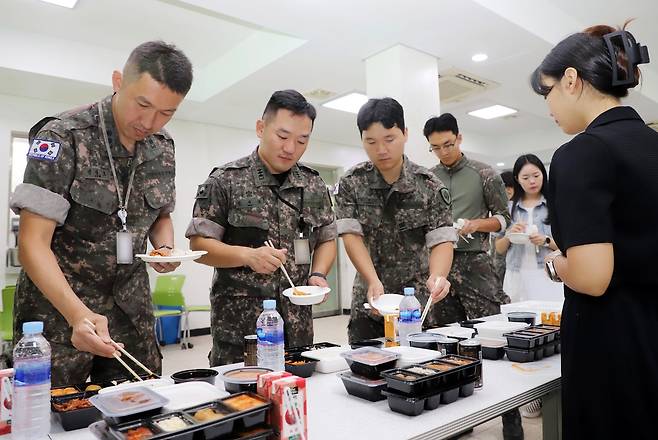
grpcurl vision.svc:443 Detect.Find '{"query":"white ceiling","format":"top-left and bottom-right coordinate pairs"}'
top-left (1, 0), bottom-right (657, 164)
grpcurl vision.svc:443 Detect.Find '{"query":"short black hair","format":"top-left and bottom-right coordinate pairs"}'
top-left (124, 41), bottom-right (193, 95)
top-left (262, 90), bottom-right (317, 126)
top-left (531, 23), bottom-right (642, 99)
top-left (423, 113), bottom-right (459, 139)
top-left (356, 97), bottom-right (405, 136)
top-left (500, 171), bottom-right (514, 188)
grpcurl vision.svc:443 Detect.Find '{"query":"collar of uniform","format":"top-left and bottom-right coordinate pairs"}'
top-left (586, 106), bottom-right (643, 130)
top-left (367, 156), bottom-right (415, 193)
top-left (249, 148), bottom-right (304, 188)
top-left (439, 153), bottom-right (467, 173)
top-left (391, 156), bottom-right (415, 194)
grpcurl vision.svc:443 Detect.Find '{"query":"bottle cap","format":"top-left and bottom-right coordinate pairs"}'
top-left (403, 287), bottom-right (415, 296)
top-left (22, 321), bottom-right (44, 334)
top-left (263, 299), bottom-right (276, 310)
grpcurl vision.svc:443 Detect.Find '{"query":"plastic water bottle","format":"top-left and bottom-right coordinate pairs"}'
top-left (398, 287), bottom-right (422, 346)
top-left (12, 321), bottom-right (51, 440)
top-left (256, 300), bottom-right (285, 371)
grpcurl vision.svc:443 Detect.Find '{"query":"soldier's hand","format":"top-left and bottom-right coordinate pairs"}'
top-left (458, 219), bottom-right (479, 236)
top-left (71, 314), bottom-right (117, 358)
top-left (308, 275), bottom-right (330, 303)
top-left (366, 281), bottom-right (385, 315)
top-left (149, 261), bottom-right (180, 273)
top-left (246, 246), bottom-right (288, 274)
top-left (427, 274), bottom-right (451, 304)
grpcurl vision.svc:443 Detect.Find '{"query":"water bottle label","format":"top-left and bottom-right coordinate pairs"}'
top-left (14, 360), bottom-right (50, 386)
top-left (400, 309), bottom-right (421, 323)
top-left (256, 327), bottom-right (284, 345)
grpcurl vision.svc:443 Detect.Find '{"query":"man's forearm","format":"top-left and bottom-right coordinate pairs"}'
top-left (429, 242), bottom-right (453, 278)
top-left (311, 239), bottom-right (337, 275)
top-left (149, 213), bottom-right (175, 249)
top-left (189, 235), bottom-right (251, 268)
top-left (474, 217), bottom-right (503, 233)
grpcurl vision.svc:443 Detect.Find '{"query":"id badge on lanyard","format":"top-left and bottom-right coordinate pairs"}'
top-left (98, 100), bottom-right (136, 265)
top-left (294, 215), bottom-right (311, 265)
top-left (116, 209), bottom-right (134, 264)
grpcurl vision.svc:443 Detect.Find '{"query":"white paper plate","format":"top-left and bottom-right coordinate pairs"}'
top-left (507, 233), bottom-right (530, 245)
top-left (135, 250), bottom-right (207, 263)
top-left (370, 294), bottom-right (404, 315)
top-left (282, 286), bottom-right (330, 306)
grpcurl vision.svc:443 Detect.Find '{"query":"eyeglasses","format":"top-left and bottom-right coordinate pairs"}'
top-left (429, 138), bottom-right (457, 153)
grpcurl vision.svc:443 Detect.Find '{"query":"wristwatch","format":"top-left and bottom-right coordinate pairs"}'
top-left (544, 250), bottom-right (563, 282)
top-left (309, 272), bottom-right (327, 280)
top-left (544, 236), bottom-right (552, 247)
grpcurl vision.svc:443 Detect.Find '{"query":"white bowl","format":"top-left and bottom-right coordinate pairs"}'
top-left (371, 294), bottom-right (404, 315)
top-left (282, 286), bottom-right (330, 306)
top-left (507, 232), bottom-right (530, 245)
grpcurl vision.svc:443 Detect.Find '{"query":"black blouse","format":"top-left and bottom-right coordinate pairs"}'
top-left (549, 106), bottom-right (658, 294)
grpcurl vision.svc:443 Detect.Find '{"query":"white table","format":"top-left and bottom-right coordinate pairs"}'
top-left (46, 355), bottom-right (560, 440)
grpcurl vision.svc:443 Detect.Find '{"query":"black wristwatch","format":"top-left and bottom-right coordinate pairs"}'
top-left (544, 236), bottom-right (552, 247)
top-left (309, 272), bottom-right (326, 280)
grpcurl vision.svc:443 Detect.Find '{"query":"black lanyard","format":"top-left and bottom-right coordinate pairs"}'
top-left (269, 186), bottom-right (306, 232)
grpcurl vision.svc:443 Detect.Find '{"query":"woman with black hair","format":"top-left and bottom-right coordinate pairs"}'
top-left (532, 23), bottom-right (657, 439)
top-left (495, 154), bottom-right (560, 304)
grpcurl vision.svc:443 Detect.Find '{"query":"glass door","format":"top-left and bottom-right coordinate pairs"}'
top-left (311, 166), bottom-right (340, 318)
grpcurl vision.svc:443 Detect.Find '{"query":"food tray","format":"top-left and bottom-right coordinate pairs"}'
top-left (338, 371), bottom-right (387, 402)
top-left (341, 347), bottom-right (399, 379)
top-left (284, 353), bottom-right (318, 378)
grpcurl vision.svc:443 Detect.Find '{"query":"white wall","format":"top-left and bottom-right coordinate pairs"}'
top-left (0, 92), bottom-right (368, 330)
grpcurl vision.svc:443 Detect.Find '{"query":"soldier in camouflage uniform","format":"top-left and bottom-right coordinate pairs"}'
top-left (186, 90), bottom-right (337, 366)
top-left (9, 42), bottom-right (193, 386)
top-left (425, 114), bottom-right (522, 440)
top-left (335, 98), bottom-right (457, 343)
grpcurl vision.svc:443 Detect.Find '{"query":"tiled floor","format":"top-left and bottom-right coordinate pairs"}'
top-left (161, 314), bottom-right (542, 440)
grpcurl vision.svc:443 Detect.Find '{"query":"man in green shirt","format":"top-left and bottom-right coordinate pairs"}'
top-left (426, 113), bottom-right (521, 440)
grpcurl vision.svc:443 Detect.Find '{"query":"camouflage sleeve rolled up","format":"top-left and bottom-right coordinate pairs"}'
top-left (9, 129), bottom-right (75, 225)
top-left (482, 169), bottom-right (511, 232)
top-left (185, 175), bottom-right (228, 241)
top-left (425, 177), bottom-right (458, 248)
top-left (334, 175), bottom-right (363, 236)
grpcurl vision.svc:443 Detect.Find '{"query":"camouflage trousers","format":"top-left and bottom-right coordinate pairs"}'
top-left (209, 294), bottom-right (313, 367)
top-left (432, 251), bottom-right (510, 326)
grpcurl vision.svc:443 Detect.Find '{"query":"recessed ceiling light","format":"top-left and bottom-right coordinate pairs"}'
top-left (468, 105), bottom-right (517, 120)
top-left (39, 0), bottom-right (78, 8)
top-left (322, 92), bottom-right (369, 114)
top-left (472, 53), bottom-right (488, 62)
top-left (496, 162), bottom-right (505, 167)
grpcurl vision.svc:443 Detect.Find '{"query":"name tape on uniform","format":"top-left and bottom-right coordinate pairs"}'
top-left (28, 139), bottom-right (61, 162)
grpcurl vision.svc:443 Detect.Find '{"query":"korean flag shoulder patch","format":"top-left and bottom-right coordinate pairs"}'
top-left (28, 138), bottom-right (61, 162)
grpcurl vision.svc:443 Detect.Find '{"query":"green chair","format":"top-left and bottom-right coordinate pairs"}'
top-left (152, 276), bottom-right (185, 348)
top-left (152, 275), bottom-right (210, 350)
top-left (0, 286), bottom-right (15, 342)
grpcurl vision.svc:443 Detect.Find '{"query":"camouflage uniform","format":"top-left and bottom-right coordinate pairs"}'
top-left (430, 154), bottom-right (511, 325)
top-left (335, 157), bottom-right (457, 343)
top-left (186, 150), bottom-right (337, 366)
top-left (9, 95), bottom-right (174, 386)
